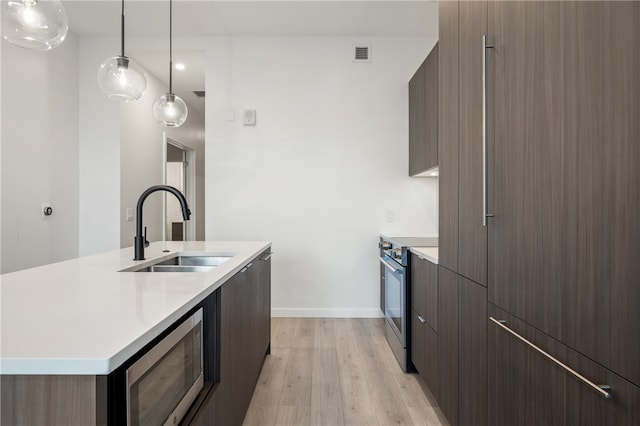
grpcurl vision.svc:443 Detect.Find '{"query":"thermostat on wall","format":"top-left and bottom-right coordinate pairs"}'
top-left (243, 109), bottom-right (256, 126)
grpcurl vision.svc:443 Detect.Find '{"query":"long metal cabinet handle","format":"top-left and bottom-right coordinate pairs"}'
top-left (489, 317), bottom-right (612, 399)
top-left (483, 35), bottom-right (493, 227)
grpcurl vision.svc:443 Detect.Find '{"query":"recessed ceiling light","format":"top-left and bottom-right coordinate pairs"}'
top-left (175, 63), bottom-right (186, 71)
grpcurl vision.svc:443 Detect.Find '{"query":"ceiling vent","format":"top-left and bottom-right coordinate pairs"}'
top-left (353, 44), bottom-right (371, 63)
top-left (193, 90), bottom-right (206, 98)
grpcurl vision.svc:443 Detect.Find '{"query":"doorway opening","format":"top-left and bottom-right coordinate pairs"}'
top-left (164, 136), bottom-right (196, 241)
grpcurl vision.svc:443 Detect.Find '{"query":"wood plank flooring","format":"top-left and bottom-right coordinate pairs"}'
top-left (244, 318), bottom-right (447, 426)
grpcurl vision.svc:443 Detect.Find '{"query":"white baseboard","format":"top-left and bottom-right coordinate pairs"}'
top-left (271, 308), bottom-right (384, 318)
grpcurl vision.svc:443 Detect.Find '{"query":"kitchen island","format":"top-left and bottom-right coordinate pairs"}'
top-left (1, 240), bottom-right (272, 425)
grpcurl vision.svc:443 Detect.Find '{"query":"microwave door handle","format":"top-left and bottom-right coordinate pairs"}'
top-left (380, 257), bottom-right (402, 274)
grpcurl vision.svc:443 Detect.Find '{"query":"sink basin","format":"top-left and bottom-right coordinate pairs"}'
top-left (122, 254), bottom-right (234, 273)
top-left (154, 255), bottom-right (231, 267)
top-left (136, 265), bottom-right (216, 273)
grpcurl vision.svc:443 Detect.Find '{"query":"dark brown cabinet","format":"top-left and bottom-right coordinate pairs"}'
top-left (488, 304), bottom-right (640, 426)
top-left (437, 0), bottom-right (640, 423)
top-left (409, 253), bottom-right (438, 396)
top-left (409, 43), bottom-right (438, 176)
top-left (437, 0), bottom-right (460, 272)
top-left (437, 266), bottom-right (459, 426)
top-left (488, 0), bottom-right (640, 388)
top-left (457, 0), bottom-right (488, 287)
top-left (438, 268), bottom-right (488, 426)
top-left (410, 253), bottom-right (438, 332)
top-left (190, 250), bottom-right (271, 426)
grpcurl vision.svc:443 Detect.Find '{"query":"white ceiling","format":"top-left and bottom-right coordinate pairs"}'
top-left (64, 1), bottom-right (438, 116)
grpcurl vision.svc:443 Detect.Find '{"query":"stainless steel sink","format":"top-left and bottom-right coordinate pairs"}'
top-left (136, 265), bottom-right (217, 273)
top-left (121, 254), bottom-right (233, 273)
top-left (154, 256), bottom-right (231, 267)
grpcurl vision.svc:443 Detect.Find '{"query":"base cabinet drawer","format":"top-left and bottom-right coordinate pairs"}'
top-left (489, 304), bottom-right (640, 426)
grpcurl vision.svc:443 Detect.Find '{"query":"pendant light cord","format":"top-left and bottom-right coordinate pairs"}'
top-left (120, 0), bottom-right (125, 58)
top-left (169, 0), bottom-right (173, 94)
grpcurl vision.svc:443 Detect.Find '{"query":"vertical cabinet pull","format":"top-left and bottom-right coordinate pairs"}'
top-left (483, 35), bottom-right (494, 227)
top-left (489, 317), bottom-right (612, 399)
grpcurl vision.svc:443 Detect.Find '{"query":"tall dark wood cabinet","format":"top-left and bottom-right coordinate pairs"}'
top-left (436, 1), bottom-right (489, 425)
top-left (483, 1), bottom-right (640, 424)
top-left (572, 2), bottom-right (640, 386)
top-left (437, 0), bottom-right (460, 272)
top-left (457, 0), bottom-right (488, 287)
top-left (438, 1), bottom-right (640, 424)
top-left (409, 43), bottom-right (439, 176)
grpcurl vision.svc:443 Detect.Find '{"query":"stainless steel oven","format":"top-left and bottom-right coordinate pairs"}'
top-left (379, 236), bottom-right (438, 372)
top-left (380, 253), bottom-right (408, 370)
top-left (126, 308), bottom-right (204, 426)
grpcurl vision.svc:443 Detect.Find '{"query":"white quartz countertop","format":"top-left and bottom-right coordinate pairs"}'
top-left (410, 247), bottom-right (439, 265)
top-left (0, 241), bottom-right (270, 375)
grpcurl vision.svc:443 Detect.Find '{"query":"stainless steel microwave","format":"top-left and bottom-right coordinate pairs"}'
top-left (126, 308), bottom-right (204, 426)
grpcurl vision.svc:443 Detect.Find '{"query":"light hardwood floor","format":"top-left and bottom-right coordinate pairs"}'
top-left (243, 318), bottom-right (447, 426)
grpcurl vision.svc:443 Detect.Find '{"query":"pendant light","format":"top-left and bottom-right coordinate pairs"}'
top-left (152, 0), bottom-right (188, 127)
top-left (96, 0), bottom-right (147, 102)
top-left (1, 0), bottom-right (68, 51)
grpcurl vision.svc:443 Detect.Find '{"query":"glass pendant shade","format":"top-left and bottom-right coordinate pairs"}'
top-left (152, 93), bottom-right (188, 127)
top-left (1, 0), bottom-right (68, 51)
top-left (97, 56), bottom-right (147, 102)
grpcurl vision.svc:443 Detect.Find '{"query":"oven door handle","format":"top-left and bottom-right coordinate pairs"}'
top-left (379, 257), bottom-right (403, 274)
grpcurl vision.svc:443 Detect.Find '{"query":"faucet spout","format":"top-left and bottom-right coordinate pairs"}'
top-left (134, 185), bottom-right (191, 260)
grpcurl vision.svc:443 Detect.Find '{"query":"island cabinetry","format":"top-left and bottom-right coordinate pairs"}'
top-left (190, 249), bottom-right (272, 426)
top-left (1, 376), bottom-right (107, 426)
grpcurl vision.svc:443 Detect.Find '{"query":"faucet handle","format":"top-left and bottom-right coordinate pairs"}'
top-left (144, 226), bottom-right (150, 248)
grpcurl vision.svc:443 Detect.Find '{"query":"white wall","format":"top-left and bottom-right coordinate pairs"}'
top-left (76, 37), bottom-right (205, 252)
top-left (78, 36), bottom-right (121, 256)
top-left (1, 33), bottom-right (80, 273)
top-left (205, 36), bottom-right (438, 317)
top-left (119, 67), bottom-right (205, 248)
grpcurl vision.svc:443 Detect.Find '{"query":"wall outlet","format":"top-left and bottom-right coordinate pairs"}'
top-left (41, 203), bottom-right (52, 219)
top-left (126, 208), bottom-right (134, 222)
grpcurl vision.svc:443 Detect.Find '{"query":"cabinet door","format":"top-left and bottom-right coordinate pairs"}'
top-left (457, 0), bottom-right (488, 286)
top-left (410, 308), bottom-right (426, 376)
top-left (489, 0), bottom-right (577, 341)
top-left (411, 254), bottom-right (438, 332)
top-left (409, 58), bottom-right (427, 176)
top-left (488, 305), bottom-right (568, 426)
top-left (489, 304), bottom-right (640, 426)
top-left (219, 271), bottom-right (250, 426)
top-left (422, 43), bottom-right (438, 172)
top-left (437, 266), bottom-right (459, 426)
top-left (573, 1), bottom-right (640, 386)
top-left (437, 0), bottom-right (460, 271)
top-left (458, 277), bottom-right (487, 426)
top-left (409, 253), bottom-right (426, 315)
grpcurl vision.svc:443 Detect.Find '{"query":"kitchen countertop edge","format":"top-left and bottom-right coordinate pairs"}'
top-left (0, 241), bottom-right (271, 376)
